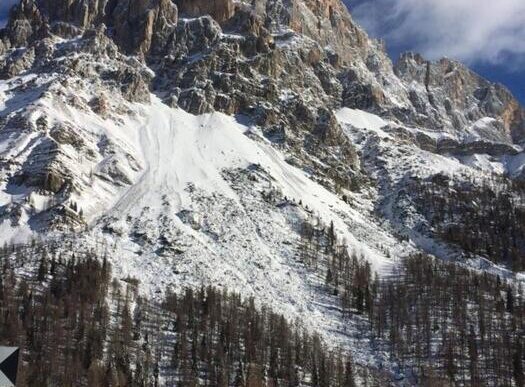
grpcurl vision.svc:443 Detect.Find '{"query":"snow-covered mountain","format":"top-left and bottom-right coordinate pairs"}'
top-left (1, 0), bottom-right (524, 382)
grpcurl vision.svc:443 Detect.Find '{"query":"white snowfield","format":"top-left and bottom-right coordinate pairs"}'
top-left (87, 98), bottom-right (410, 365)
top-left (1, 70), bottom-right (524, 369)
top-left (0, 74), bottom-right (406, 366)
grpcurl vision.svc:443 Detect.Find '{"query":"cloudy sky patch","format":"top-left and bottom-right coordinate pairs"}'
top-left (349, 0), bottom-right (525, 67)
top-left (346, 0), bottom-right (525, 103)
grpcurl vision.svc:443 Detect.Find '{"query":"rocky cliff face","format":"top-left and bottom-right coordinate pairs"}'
top-left (0, 0), bottom-right (179, 55)
top-left (1, 0), bottom-right (524, 233)
top-left (3, 0), bottom-right (522, 145)
top-left (395, 53), bottom-right (525, 144)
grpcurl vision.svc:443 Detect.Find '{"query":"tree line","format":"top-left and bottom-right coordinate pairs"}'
top-left (0, 242), bottom-right (364, 386)
top-left (298, 217), bottom-right (375, 318)
top-left (408, 173), bottom-right (525, 271)
top-left (297, 214), bottom-right (525, 386)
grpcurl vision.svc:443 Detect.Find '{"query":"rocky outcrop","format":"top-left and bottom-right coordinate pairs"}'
top-left (175, 0), bottom-right (234, 24)
top-left (0, 46), bottom-right (35, 78)
top-left (287, 0), bottom-right (369, 62)
top-left (395, 53), bottom-right (525, 143)
top-left (0, 0), bottom-right (524, 209)
top-left (2, 0), bottom-right (46, 47)
top-left (110, 0), bottom-right (178, 55)
top-left (1, 0), bottom-right (178, 55)
top-left (34, 0), bottom-right (107, 28)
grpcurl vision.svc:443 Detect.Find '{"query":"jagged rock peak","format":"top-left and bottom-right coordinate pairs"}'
top-left (1, 0), bottom-right (523, 142)
top-left (395, 52), bottom-right (525, 142)
top-left (1, 0), bottom-right (179, 55)
top-left (1, 0), bottom-right (377, 58)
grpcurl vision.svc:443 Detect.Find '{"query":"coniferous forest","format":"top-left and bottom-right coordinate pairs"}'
top-left (408, 173), bottom-right (525, 271)
top-left (297, 215), bottom-right (525, 386)
top-left (0, 242), bottom-right (365, 387)
top-left (371, 254), bottom-right (524, 386)
top-left (1, 225), bottom-right (524, 386)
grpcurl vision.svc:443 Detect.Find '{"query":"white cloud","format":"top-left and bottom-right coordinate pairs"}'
top-left (351, 0), bottom-right (525, 66)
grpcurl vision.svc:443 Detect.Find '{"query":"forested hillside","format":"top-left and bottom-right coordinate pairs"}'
top-left (409, 174), bottom-right (525, 271)
top-left (0, 242), bottom-right (368, 386)
top-left (297, 214), bottom-right (525, 385)
top-left (1, 241), bottom-right (523, 386)
top-left (371, 254), bottom-right (524, 386)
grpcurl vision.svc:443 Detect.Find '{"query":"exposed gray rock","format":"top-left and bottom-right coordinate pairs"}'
top-left (0, 46), bottom-right (35, 78)
top-left (3, 0), bottom-right (46, 47)
top-left (110, 0), bottom-right (178, 55)
top-left (395, 52), bottom-right (525, 143)
top-left (2, 0), bottom-right (178, 56)
top-left (0, 0), bottom-right (524, 233)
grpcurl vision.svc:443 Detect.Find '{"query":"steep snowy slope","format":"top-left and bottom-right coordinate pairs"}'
top-left (337, 107), bottom-right (525, 280)
top-left (87, 96), bottom-right (410, 365)
top-left (0, 68), bottom-right (145, 242)
top-left (0, 59), bottom-right (409, 367)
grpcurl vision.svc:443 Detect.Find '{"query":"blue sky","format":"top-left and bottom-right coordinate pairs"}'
top-left (0, 0), bottom-right (523, 104)
top-left (0, 0), bottom-right (17, 26)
